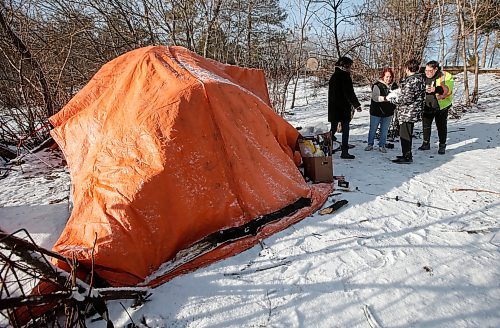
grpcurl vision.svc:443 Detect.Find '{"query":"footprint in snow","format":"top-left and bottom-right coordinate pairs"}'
top-left (294, 237), bottom-right (305, 247)
top-left (258, 247), bottom-right (274, 259)
top-left (405, 233), bottom-right (425, 245)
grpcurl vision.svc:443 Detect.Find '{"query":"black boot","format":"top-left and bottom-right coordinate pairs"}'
top-left (418, 141), bottom-right (430, 150)
top-left (392, 152), bottom-right (413, 164)
top-left (340, 145), bottom-right (355, 159)
top-left (438, 143), bottom-right (446, 154)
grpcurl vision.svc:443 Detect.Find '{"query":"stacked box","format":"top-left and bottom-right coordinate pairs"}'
top-left (298, 133), bottom-right (334, 183)
top-left (303, 156), bottom-right (333, 183)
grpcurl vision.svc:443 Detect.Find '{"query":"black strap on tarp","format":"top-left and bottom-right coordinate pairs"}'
top-left (205, 197), bottom-right (312, 245)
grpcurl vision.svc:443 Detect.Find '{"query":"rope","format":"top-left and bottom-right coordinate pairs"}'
top-left (16, 122), bottom-right (51, 156)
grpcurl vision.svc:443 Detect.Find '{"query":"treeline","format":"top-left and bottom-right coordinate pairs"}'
top-left (0, 0), bottom-right (295, 147)
top-left (0, 0), bottom-right (498, 148)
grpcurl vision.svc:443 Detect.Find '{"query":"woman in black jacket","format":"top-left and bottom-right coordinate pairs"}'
top-left (365, 67), bottom-right (398, 153)
top-left (328, 56), bottom-right (361, 159)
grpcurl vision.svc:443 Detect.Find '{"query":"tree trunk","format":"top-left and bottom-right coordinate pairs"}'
top-left (290, 0), bottom-right (312, 109)
top-left (0, 8), bottom-right (54, 117)
top-left (246, 1), bottom-right (253, 65)
top-left (470, 0), bottom-right (479, 104)
top-left (437, 0), bottom-right (446, 65)
top-left (202, 0), bottom-right (223, 58)
top-left (333, 1), bottom-right (342, 58)
top-left (456, 0), bottom-right (470, 107)
top-left (143, 0), bottom-right (156, 44)
top-left (488, 31), bottom-right (498, 67)
top-left (481, 32), bottom-right (490, 68)
top-left (453, 20), bottom-right (461, 66)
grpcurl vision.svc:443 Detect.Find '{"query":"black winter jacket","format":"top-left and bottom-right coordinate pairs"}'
top-left (328, 66), bottom-right (360, 122)
top-left (424, 75), bottom-right (445, 111)
top-left (370, 81), bottom-right (397, 117)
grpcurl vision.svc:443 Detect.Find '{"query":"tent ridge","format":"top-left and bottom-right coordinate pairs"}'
top-left (170, 49), bottom-right (270, 106)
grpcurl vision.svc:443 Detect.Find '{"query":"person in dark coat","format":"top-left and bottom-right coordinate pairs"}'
top-left (328, 56), bottom-right (361, 159)
top-left (418, 60), bottom-right (454, 154)
top-left (365, 67), bottom-right (398, 153)
top-left (388, 59), bottom-right (425, 164)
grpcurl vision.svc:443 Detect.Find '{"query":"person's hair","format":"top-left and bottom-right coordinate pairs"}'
top-left (426, 60), bottom-right (440, 70)
top-left (379, 67), bottom-right (394, 79)
top-left (404, 59), bottom-right (420, 73)
top-left (336, 56), bottom-right (353, 68)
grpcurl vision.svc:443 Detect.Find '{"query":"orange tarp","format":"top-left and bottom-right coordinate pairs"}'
top-left (50, 46), bottom-right (332, 287)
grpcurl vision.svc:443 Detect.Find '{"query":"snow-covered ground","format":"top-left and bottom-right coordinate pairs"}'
top-left (1, 73), bottom-right (499, 327)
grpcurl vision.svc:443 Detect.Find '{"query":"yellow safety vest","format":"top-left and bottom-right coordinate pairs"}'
top-left (436, 71), bottom-right (454, 110)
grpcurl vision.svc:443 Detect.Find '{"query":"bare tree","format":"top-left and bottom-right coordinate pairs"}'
top-left (477, 0), bottom-right (500, 68)
top-left (0, 2), bottom-right (54, 146)
top-left (489, 30), bottom-right (498, 67)
top-left (200, 0), bottom-right (224, 57)
top-left (288, 0), bottom-right (315, 109)
top-left (356, 0), bottom-right (435, 80)
top-left (455, 0), bottom-right (499, 105)
top-left (481, 32), bottom-right (490, 67)
top-left (456, 0), bottom-right (471, 106)
top-left (315, 0), bottom-right (362, 59)
top-left (436, 0), bottom-right (446, 66)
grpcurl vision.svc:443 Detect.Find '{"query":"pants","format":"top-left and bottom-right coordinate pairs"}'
top-left (422, 107), bottom-right (449, 145)
top-left (368, 115), bottom-right (392, 147)
top-left (331, 121), bottom-right (350, 147)
top-left (399, 122), bottom-right (414, 158)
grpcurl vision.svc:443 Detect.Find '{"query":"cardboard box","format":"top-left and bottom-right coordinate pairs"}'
top-left (303, 156), bottom-right (333, 183)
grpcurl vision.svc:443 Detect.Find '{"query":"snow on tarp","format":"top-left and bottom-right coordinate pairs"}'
top-left (49, 46), bottom-right (331, 287)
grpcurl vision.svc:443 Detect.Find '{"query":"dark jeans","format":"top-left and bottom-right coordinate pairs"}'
top-left (400, 122), bottom-right (414, 158)
top-left (331, 121), bottom-right (350, 147)
top-left (422, 107), bottom-right (449, 145)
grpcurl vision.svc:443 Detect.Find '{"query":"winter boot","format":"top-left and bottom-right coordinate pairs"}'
top-left (418, 141), bottom-right (430, 150)
top-left (392, 152), bottom-right (413, 164)
top-left (340, 145), bottom-right (355, 159)
top-left (438, 143), bottom-right (446, 154)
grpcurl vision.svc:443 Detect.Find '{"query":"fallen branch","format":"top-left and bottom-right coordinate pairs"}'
top-left (451, 188), bottom-right (500, 196)
top-left (319, 200), bottom-right (348, 215)
top-left (224, 260), bottom-right (292, 276)
top-left (325, 235), bottom-right (371, 243)
top-left (0, 288), bottom-right (148, 311)
top-left (439, 227), bottom-right (498, 234)
top-left (0, 229), bottom-right (72, 288)
top-left (0, 229), bottom-right (150, 327)
top-left (363, 304), bottom-right (382, 328)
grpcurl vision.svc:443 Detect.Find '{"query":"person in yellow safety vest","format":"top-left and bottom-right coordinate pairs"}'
top-left (419, 60), bottom-right (454, 154)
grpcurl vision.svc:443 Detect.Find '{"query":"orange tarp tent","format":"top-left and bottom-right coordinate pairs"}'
top-left (49, 46), bottom-right (332, 287)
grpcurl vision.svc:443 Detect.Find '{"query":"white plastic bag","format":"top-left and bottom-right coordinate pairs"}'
top-left (386, 88), bottom-right (400, 102)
